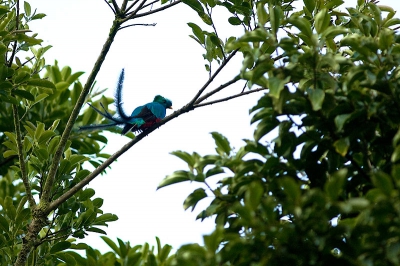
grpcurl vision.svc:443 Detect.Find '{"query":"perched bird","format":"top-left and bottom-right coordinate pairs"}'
top-left (79, 69), bottom-right (173, 134)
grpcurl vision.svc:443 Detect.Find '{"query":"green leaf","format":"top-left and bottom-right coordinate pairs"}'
top-left (50, 241), bottom-right (72, 254)
top-left (94, 213), bottom-right (118, 225)
top-left (288, 16), bottom-right (312, 39)
top-left (32, 13), bottom-right (46, 20)
top-left (372, 171), bottom-right (393, 196)
top-left (79, 188), bottom-right (95, 201)
top-left (239, 28), bottom-right (268, 42)
top-left (23, 1), bottom-right (31, 16)
top-left (101, 236), bottom-right (121, 257)
top-left (86, 227), bottom-right (107, 235)
top-left (118, 238), bottom-right (127, 258)
top-left (38, 131), bottom-right (56, 145)
top-left (0, 214), bottom-right (9, 232)
top-left (188, 22), bottom-right (205, 44)
top-left (314, 8), bottom-right (330, 34)
top-left (52, 252), bottom-right (76, 265)
top-left (199, 13), bottom-right (212, 25)
top-left (325, 168), bottom-right (347, 201)
top-left (211, 132), bottom-right (231, 156)
top-left (256, 2), bottom-right (268, 26)
top-left (268, 76), bottom-right (289, 99)
top-left (303, 0), bottom-right (315, 13)
top-left (55, 81), bottom-right (70, 90)
top-left (27, 78), bottom-right (56, 89)
top-left (4, 196), bottom-right (16, 220)
top-left (184, 188), bottom-right (207, 211)
top-left (334, 113), bottom-right (352, 132)
top-left (383, 18), bottom-right (400, 27)
top-left (0, 81), bottom-right (12, 90)
top-left (157, 170), bottom-right (191, 189)
top-left (3, 150), bottom-right (17, 158)
top-left (321, 26), bottom-right (349, 39)
top-left (307, 88), bottom-right (325, 111)
top-left (66, 71), bottom-right (84, 84)
top-left (171, 151), bottom-right (195, 167)
top-left (333, 138), bottom-right (350, 156)
top-left (181, 0), bottom-right (204, 14)
top-left (269, 4), bottom-right (282, 35)
top-left (245, 181), bottom-right (264, 211)
top-left (228, 17), bottom-right (241, 25)
top-left (34, 122), bottom-right (45, 140)
top-left (253, 116), bottom-right (279, 142)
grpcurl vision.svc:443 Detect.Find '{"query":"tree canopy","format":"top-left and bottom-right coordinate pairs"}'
top-left (1, 0), bottom-right (400, 265)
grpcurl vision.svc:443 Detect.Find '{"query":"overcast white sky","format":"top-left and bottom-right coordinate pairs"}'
top-left (28, 0), bottom-right (400, 253)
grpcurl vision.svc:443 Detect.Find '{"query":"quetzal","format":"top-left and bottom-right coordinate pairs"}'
top-left (79, 69), bottom-right (173, 134)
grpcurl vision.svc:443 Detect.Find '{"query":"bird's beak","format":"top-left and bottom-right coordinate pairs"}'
top-left (168, 106), bottom-right (173, 109)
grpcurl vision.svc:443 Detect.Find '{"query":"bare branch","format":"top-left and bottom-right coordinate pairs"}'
top-left (119, 23), bottom-right (157, 31)
top-left (103, 0), bottom-right (116, 14)
top-left (126, 0), bottom-right (141, 13)
top-left (195, 76), bottom-right (240, 104)
top-left (194, 87), bottom-right (267, 108)
top-left (123, 0), bottom-right (148, 21)
top-left (141, 0), bottom-right (159, 10)
top-left (128, 0), bottom-right (181, 20)
top-left (121, 0), bottom-right (129, 12)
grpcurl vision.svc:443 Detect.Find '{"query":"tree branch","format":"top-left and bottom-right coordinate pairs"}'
top-left (12, 105), bottom-right (36, 208)
top-left (128, 0), bottom-right (181, 20)
top-left (104, 0), bottom-right (116, 14)
top-left (121, 0), bottom-right (129, 12)
top-left (194, 87), bottom-right (267, 108)
top-left (119, 23), bottom-right (156, 31)
top-left (123, 0), bottom-right (147, 22)
top-left (126, 0), bottom-right (141, 13)
top-left (195, 76), bottom-right (240, 104)
top-left (41, 19), bottom-right (122, 206)
top-left (141, 0), bottom-right (159, 10)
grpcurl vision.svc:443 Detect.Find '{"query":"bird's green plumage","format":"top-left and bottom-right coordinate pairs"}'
top-left (79, 69), bottom-right (172, 135)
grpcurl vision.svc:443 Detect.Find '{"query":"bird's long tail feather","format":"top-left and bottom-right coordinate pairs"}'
top-left (114, 68), bottom-right (131, 121)
top-left (79, 122), bottom-right (121, 131)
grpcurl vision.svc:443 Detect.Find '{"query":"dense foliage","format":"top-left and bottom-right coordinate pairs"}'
top-left (1, 0), bottom-right (400, 265)
top-left (158, 0), bottom-right (400, 265)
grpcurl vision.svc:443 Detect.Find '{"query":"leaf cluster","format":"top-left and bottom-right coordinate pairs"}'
top-left (159, 0), bottom-right (400, 265)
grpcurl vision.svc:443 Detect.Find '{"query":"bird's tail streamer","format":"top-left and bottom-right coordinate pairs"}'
top-left (114, 68), bottom-right (131, 121)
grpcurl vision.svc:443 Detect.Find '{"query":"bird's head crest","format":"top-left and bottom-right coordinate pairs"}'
top-left (154, 95), bottom-right (173, 109)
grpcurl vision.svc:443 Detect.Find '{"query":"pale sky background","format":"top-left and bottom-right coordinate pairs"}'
top-left (28, 0), bottom-right (400, 254)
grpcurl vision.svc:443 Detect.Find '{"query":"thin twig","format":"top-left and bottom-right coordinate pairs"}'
top-left (194, 87), bottom-right (267, 108)
top-left (103, 0), bottom-right (116, 14)
top-left (140, 0), bottom-right (159, 10)
top-left (12, 105), bottom-right (36, 208)
top-left (195, 76), bottom-right (240, 104)
top-left (110, 0), bottom-right (120, 13)
top-left (126, 0), bottom-right (141, 13)
top-left (123, 0), bottom-right (147, 21)
top-left (119, 23), bottom-right (156, 31)
top-left (127, 0), bottom-right (181, 20)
